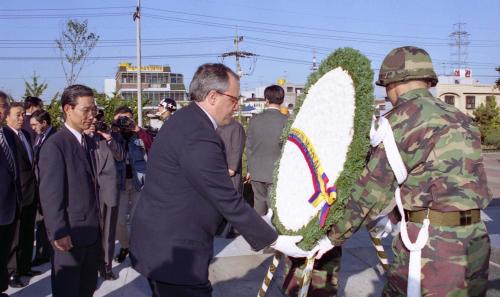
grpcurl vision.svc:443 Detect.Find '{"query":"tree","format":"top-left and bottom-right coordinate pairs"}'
top-left (473, 95), bottom-right (500, 143)
top-left (24, 72), bottom-right (48, 98)
top-left (46, 92), bottom-right (63, 129)
top-left (55, 19), bottom-right (99, 86)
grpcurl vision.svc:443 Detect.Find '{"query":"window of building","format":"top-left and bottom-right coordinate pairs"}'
top-left (466, 96), bottom-right (475, 109)
top-left (444, 95), bottom-right (455, 106)
top-left (287, 87), bottom-right (293, 92)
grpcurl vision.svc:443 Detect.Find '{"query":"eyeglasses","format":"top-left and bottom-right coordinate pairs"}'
top-left (215, 90), bottom-right (240, 105)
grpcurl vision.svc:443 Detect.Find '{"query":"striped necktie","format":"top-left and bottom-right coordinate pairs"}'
top-left (0, 128), bottom-right (16, 178)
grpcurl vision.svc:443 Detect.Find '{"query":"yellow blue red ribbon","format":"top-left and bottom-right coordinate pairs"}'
top-left (287, 128), bottom-right (336, 227)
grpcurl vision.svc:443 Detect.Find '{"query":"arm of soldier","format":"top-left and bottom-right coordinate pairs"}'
top-left (327, 145), bottom-right (398, 246)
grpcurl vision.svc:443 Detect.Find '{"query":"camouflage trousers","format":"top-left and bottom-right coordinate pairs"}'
top-left (282, 246), bottom-right (342, 297)
top-left (383, 221), bottom-right (490, 297)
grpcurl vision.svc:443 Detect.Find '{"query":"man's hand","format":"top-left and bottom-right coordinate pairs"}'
top-left (228, 169), bottom-right (236, 177)
top-left (309, 236), bottom-right (335, 259)
top-left (53, 236), bottom-right (73, 252)
top-left (271, 235), bottom-right (309, 258)
top-left (244, 172), bottom-right (251, 183)
top-left (96, 130), bottom-right (112, 141)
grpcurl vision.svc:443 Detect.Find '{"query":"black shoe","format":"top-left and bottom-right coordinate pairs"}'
top-left (99, 267), bottom-right (118, 281)
top-left (114, 248), bottom-right (129, 263)
top-left (22, 270), bottom-right (42, 277)
top-left (31, 257), bottom-right (50, 267)
top-left (8, 274), bottom-right (25, 288)
top-left (0, 293), bottom-right (9, 297)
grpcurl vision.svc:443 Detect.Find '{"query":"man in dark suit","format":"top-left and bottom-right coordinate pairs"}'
top-left (29, 110), bottom-right (56, 267)
top-left (130, 63), bottom-right (308, 297)
top-left (22, 96), bottom-right (43, 144)
top-left (84, 114), bottom-right (125, 281)
top-left (0, 91), bottom-right (18, 297)
top-left (3, 102), bottom-right (40, 287)
top-left (246, 85), bottom-right (288, 216)
top-left (39, 84), bottom-right (101, 297)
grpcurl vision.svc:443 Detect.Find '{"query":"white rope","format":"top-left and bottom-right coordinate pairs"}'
top-left (370, 117), bottom-right (430, 297)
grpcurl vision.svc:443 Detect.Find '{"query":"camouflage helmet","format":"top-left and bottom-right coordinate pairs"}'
top-left (376, 46), bottom-right (438, 87)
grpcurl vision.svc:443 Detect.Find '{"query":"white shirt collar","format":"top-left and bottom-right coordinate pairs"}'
top-left (64, 123), bottom-right (83, 144)
top-left (196, 103), bottom-right (218, 130)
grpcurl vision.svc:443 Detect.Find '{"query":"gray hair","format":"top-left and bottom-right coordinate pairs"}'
top-left (189, 63), bottom-right (239, 102)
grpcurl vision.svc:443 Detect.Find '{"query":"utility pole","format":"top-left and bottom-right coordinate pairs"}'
top-left (449, 22), bottom-right (470, 71)
top-left (220, 32), bottom-right (258, 77)
top-left (134, 0), bottom-right (143, 127)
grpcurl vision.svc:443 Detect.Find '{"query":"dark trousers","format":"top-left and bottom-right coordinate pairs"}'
top-left (8, 200), bottom-right (37, 275)
top-left (251, 181), bottom-right (272, 216)
top-left (51, 239), bottom-right (101, 297)
top-left (148, 278), bottom-right (212, 297)
top-left (101, 203), bottom-right (118, 269)
top-left (34, 209), bottom-right (51, 261)
top-left (0, 221), bottom-right (16, 293)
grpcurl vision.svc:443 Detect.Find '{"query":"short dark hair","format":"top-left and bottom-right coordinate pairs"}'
top-left (61, 84), bottom-right (94, 111)
top-left (24, 96), bottom-right (43, 110)
top-left (31, 109), bottom-right (51, 126)
top-left (264, 85), bottom-right (284, 105)
top-left (189, 63), bottom-right (239, 102)
top-left (114, 106), bottom-right (133, 116)
top-left (0, 91), bottom-right (8, 102)
top-left (7, 102), bottom-right (24, 115)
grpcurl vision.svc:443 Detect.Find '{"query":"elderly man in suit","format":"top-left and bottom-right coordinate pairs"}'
top-left (130, 63), bottom-right (309, 297)
top-left (3, 102), bottom-right (40, 287)
top-left (84, 113), bottom-right (125, 281)
top-left (39, 84), bottom-right (101, 297)
top-left (246, 85), bottom-right (288, 216)
top-left (0, 91), bottom-right (19, 297)
top-left (29, 109), bottom-right (56, 267)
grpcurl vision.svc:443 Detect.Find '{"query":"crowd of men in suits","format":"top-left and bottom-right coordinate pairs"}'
top-left (0, 64), bottom-right (299, 297)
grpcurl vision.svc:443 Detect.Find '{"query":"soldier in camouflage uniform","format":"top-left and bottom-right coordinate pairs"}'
top-left (317, 46), bottom-right (492, 296)
top-left (282, 247), bottom-right (342, 297)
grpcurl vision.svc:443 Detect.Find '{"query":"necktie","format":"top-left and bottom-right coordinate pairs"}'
top-left (18, 131), bottom-right (33, 163)
top-left (0, 128), bottom-right (16, 178)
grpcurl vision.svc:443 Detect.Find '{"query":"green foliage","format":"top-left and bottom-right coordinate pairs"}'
top-left (484, 128), bottom-right (500, 147)
top-left (473, 96), bottom-right (500, 143)
top-left (94, 92), bottom-right (151, 125)
top-left (46, 92), bottom-right (63, 129)
top-left (496, 66), bottom-right (500, 89)
top-left (55, 19), bottom-right (99, 86)
top-left (271, 48), bottom-right (374, 249)
top-left (24, 72), bottom-right (48, 98)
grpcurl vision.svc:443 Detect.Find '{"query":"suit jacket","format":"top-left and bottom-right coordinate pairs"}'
top-left (130, 103), bottom-right (277, 285)
top-left (38, 126), bottom-right (100, 247)
top-left (0, 128), bottom-right (18, 225)
top-left (93, 135), bottom-right (124, 207)
top-left (246, 108), bottom-right (288, 183)
top-left (3, 127), bottom-right (36, 207)
top-left (33, 127), bottom-right (57, 180)
top-left (217, 118), bottom-right (245, 175)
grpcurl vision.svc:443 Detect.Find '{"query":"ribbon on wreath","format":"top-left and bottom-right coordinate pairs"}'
top-left (287, 128), bottom-right (336, 227)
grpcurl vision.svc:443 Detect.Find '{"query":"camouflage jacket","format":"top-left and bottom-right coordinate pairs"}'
top-left (328, 88), bottom-right (492, 245)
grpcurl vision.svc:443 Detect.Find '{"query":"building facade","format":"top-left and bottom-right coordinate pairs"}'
top-left (436, 71), bottom-right (500, 117)
top-left (115, 63), bottom-right (187, 107)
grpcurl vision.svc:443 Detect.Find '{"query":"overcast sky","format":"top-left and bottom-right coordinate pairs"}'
top-left (1, 0), bottom-right (499, 100)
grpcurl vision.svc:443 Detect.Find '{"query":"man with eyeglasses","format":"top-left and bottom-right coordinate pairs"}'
top-left (130, 63), bottom-right (308, 297)
top-left (38, 84), bottom-right (101, 297)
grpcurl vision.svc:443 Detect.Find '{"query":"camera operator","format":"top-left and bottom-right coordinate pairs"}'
top-left (83, 110), bottom-right (125, 281)
top-left (112, 106), bottom-right (152, 264)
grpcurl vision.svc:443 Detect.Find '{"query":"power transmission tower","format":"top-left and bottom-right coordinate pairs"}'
top-left (449, 22), bottom-right (470, 71)
top-left (220, 32), bottom-right (258, 77)
top-left (311, 49), bottom-right (319, 72)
